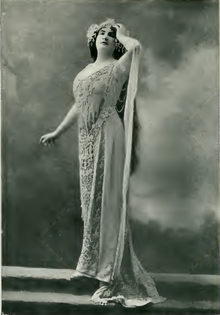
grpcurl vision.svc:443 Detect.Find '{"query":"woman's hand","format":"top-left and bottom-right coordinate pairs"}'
top-left (40, 131), bottom-right (58, 146)
top-left (113, 23), bottom-right (129, 37)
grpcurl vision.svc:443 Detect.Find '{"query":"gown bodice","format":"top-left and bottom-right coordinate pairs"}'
top-left (73, 63), bottom-right (128, 134)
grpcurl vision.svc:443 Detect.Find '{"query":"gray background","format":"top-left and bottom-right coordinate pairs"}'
top-left (2, 0), bottom-right (219, 274)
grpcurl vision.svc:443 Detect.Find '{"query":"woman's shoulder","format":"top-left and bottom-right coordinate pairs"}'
top-left (75, 63), bottom-right (92, 79)
top-left (73, 63), bottom-right (93, 87)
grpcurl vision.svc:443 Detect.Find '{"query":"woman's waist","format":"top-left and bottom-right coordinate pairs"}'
top-left (79, 102), bottom-right (118, 120)
top-left (79, 106), bottom-right (121, 128)
top-left (77, 93), bottom-right (103, 107)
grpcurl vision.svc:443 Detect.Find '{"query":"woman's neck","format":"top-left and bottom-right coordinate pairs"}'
top-left (95, 50), bottom-right (115, 65)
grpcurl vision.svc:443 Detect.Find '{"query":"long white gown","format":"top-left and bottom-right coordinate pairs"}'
top-left (72, 48), bottom-right (166, 307)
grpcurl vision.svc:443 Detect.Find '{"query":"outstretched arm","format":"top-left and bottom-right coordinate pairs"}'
top-left (40, 102), bottom-right (78, 145)
top-left (54, 103), bottom-right (78, 137)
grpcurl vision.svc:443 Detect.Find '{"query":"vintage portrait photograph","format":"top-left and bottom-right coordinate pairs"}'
top-left (1, 0), bottom-right (219, 314)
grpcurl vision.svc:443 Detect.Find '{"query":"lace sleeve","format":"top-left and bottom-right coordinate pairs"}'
top-left (115, 42), bottom-right (142, 79)
top-left (112, 62), bottom-right (129, 84)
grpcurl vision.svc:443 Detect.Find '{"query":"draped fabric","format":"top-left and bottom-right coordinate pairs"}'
top-left (72, 47), bottom-right (166, 307)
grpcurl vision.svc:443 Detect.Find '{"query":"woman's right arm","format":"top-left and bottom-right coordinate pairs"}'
top-left (40, 102), bottom-right (78, 145)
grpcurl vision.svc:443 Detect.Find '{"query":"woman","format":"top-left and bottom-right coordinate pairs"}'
top-left (40, 19), bottom-right (166, 307)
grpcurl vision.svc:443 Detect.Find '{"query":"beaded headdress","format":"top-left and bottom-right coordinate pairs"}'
top-left (86, 18), bottom-right (126, 54)
top-left (86, 18), bottom-right (116, 46)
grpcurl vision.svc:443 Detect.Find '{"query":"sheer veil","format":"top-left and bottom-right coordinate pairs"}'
top-left (90, 45), bottom-right (166, 307)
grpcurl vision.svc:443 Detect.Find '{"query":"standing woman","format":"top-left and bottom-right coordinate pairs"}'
top-left (40, 19), bottom-right (166, 307)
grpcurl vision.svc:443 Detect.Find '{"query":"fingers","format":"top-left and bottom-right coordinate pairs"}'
top-left (40, 137), bottom-right (46, 144)
top-left (41, 138), bottom-right (49, 146)
top-left (39, 135), bottom-right (56, 146)
top-left (113, 24), bottom-right (119, 29)
top-left (51, 138), bottom-right (56, 146)
top-left (115, 23), bottom-right (125, 29)
top-left (114, 23), bottom-right (127, 37)
top-left (114, 24), bottom-right (120, 30)
top-left (40, 135), bottom-right (48, 145)
top-left (41, 139), bottom-right (54, 146)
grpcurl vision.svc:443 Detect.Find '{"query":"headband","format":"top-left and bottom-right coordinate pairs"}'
top-left (86, 18), bottom-right (116, 46)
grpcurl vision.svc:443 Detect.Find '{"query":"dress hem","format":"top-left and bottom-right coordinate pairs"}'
top-left (74, 268), bottom-right (111, 283)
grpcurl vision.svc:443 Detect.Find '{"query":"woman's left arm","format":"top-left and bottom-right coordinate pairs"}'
top-left (114, 24), bottom-right (142, 76)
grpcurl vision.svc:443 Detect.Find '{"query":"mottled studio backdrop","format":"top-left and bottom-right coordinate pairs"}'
top-left (2, 0), bottom-right (219, 273)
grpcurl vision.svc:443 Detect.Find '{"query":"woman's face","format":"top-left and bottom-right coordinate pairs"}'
top-left (96, 26), bottom-right (116, 53)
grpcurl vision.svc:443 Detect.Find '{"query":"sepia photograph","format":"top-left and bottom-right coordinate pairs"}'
top-left (1, 0), bottom-right (219, 314)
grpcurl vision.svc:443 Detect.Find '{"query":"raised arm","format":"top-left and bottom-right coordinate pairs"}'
top-left (114, 24), bottom-right (142, 77)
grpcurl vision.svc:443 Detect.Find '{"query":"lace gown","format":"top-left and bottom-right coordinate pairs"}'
top-left (73, 63), bottom-right (126, 281)
top-left (72, 60), bottom-right (166, 307)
